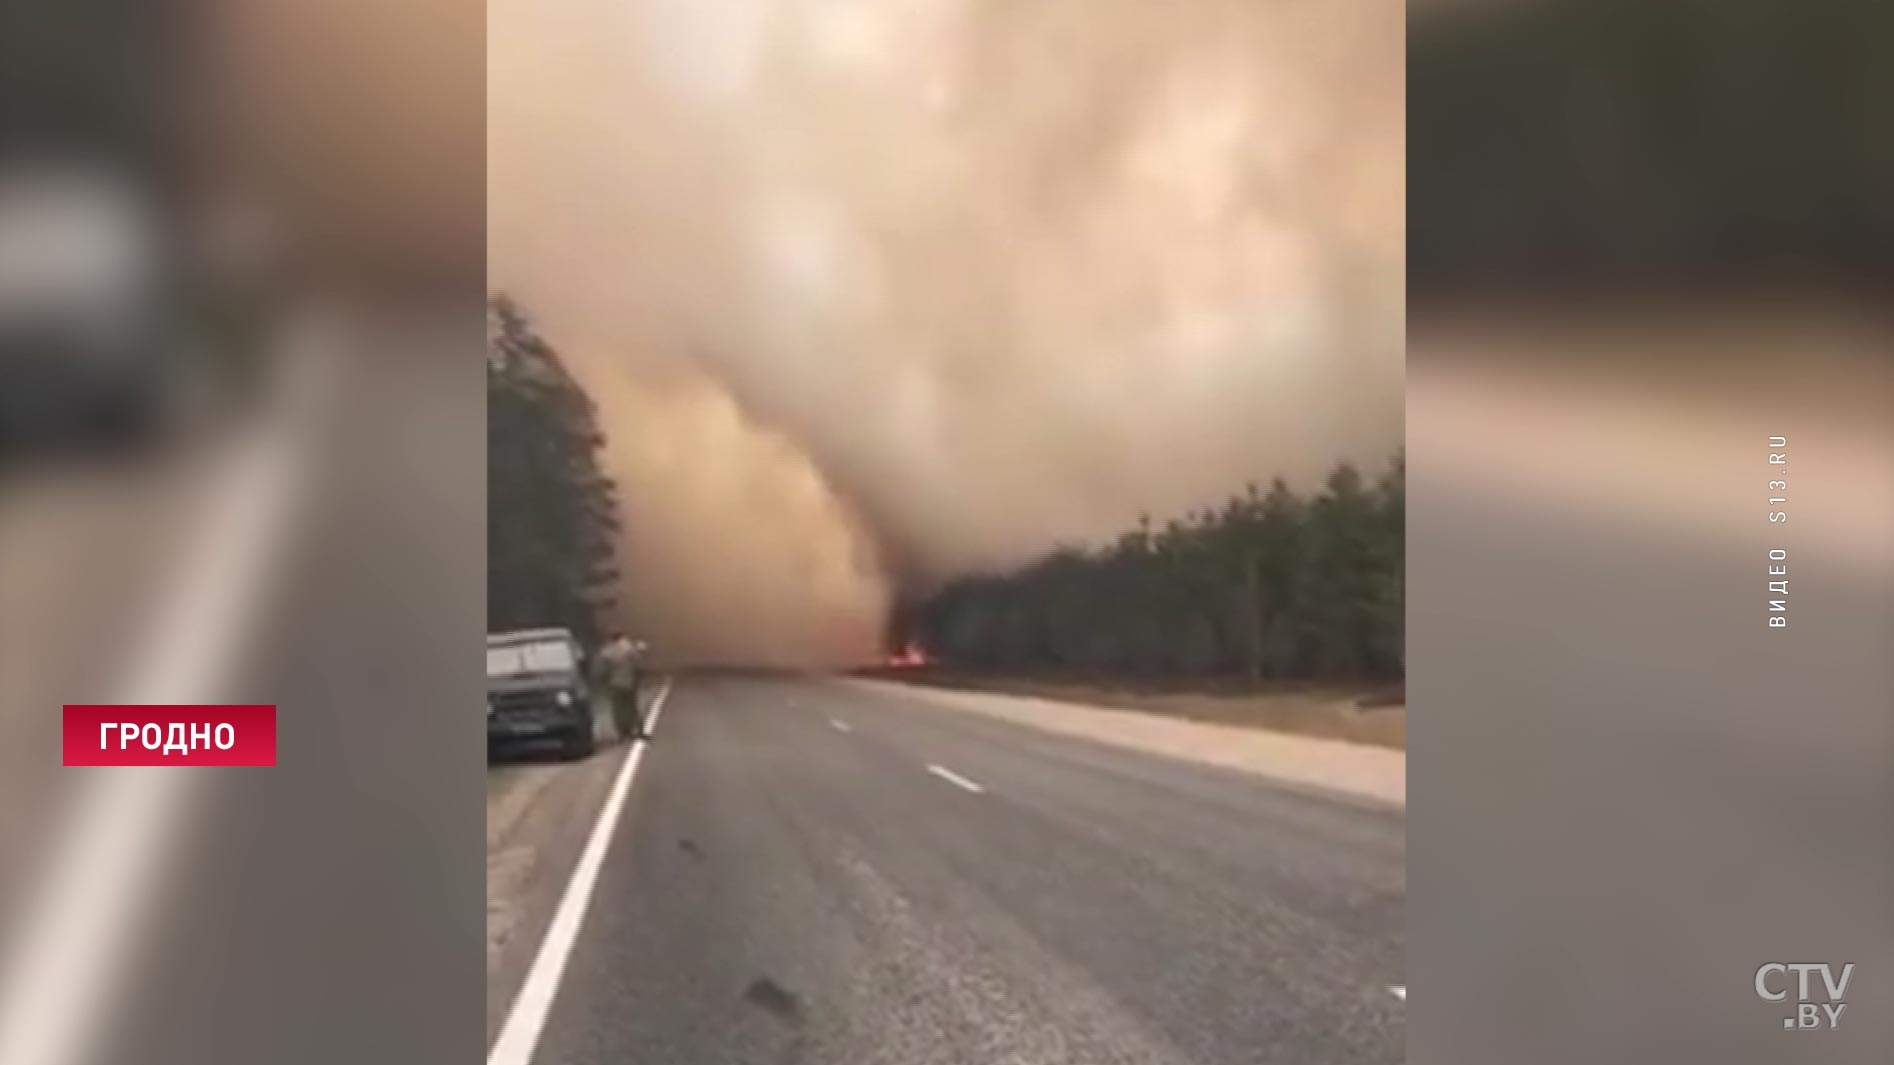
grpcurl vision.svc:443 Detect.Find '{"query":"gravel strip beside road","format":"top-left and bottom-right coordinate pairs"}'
top-left (838, 676), bottom-right (1405, 808)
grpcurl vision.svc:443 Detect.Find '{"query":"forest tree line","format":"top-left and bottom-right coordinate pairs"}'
top-left (488, 295), bottom-right (620, 645)
top-left (891, 456), bottom-right (1404, 683)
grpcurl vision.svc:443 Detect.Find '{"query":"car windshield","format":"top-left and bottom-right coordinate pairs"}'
top-left (486, 640), bottom-right (575, 676)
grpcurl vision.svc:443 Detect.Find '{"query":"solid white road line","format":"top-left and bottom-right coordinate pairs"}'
top-left (830, 718), bottom-right (852, 733)
top-left (643, 678), bottom-right (671, 735)
top-left (487, 675), bottom-right (676, 1065)
top-left (1389, 985), bottom-right (1406, 1001)
top-left (0, 401), bottom-right (312, 1065)
top-left (926, 764), bottom-right (985, 794)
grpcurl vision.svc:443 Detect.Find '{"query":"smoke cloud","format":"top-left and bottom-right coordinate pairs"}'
top-left (488, 0), bottom-right (1404, 665)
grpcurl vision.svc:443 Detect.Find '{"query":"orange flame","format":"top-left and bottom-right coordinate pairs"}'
top-left (884, 641), bottom-right (931, 668)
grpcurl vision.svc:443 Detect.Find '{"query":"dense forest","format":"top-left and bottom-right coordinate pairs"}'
top-left (487, 295), bottom-right (621, 645)
top-left (891, 455), bottom-right (1403, 683)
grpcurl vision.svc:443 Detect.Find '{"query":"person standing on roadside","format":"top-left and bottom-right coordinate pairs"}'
top-left (596, 629), bottom-right (645, 741)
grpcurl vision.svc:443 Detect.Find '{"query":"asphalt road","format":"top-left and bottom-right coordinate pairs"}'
top-left (39, 333), bottom-right (494, 1065)
top-left (497, 673), bottom-right (1405, 1065)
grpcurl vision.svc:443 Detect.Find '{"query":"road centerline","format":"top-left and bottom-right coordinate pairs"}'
top-left (925, 763), bottom-right (985, 794)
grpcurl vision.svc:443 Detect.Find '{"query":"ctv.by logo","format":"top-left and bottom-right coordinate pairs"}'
top-left (1755, 963), bottom-right (1853, 1030)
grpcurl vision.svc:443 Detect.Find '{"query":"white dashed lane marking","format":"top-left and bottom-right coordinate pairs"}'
top-left (925, 764), bottom-right (985, 794)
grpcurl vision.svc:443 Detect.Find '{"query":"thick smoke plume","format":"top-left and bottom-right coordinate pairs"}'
top-left (489, 0), bottom-right (1404, 665)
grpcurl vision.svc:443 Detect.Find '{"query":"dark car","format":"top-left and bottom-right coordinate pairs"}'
top-left (0, 155), bottom-right (269, 456)
top-left (487, 628), bottom-right (596, 759)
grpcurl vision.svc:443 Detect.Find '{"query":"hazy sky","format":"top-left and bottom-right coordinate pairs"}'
top-left (488, 0), bottom-right (1404, 665)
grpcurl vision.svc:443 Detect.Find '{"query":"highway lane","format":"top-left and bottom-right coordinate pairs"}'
top-left (487, 697), bottom-right (629, 1049)
top-left (0, 446), bottom-right (225, 917)
top-left (508, 673), bottom-right (1405, 1065)
top-left (42, 334), bottom-right (493, 1065)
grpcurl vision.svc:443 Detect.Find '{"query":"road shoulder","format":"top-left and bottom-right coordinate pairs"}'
top-left (836, 676), bottom-right (1406, 808)
top-left (484, 724), bottom-right (624, 1049)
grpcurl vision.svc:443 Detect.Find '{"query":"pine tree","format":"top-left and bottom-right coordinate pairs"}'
top-left (900, 455), bottom-right (1404, 684)
top-left (487, 295), bottom-right (621, 645)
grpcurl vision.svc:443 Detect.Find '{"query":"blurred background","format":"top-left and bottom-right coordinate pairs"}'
top-left (1407, 1), bottom-right (1891, 1063)
top-left (0, 2), bottom-right (484, 1064)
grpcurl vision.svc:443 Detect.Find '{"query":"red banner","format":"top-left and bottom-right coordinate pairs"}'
top-left (63, 705), bottom-right (278, 766)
